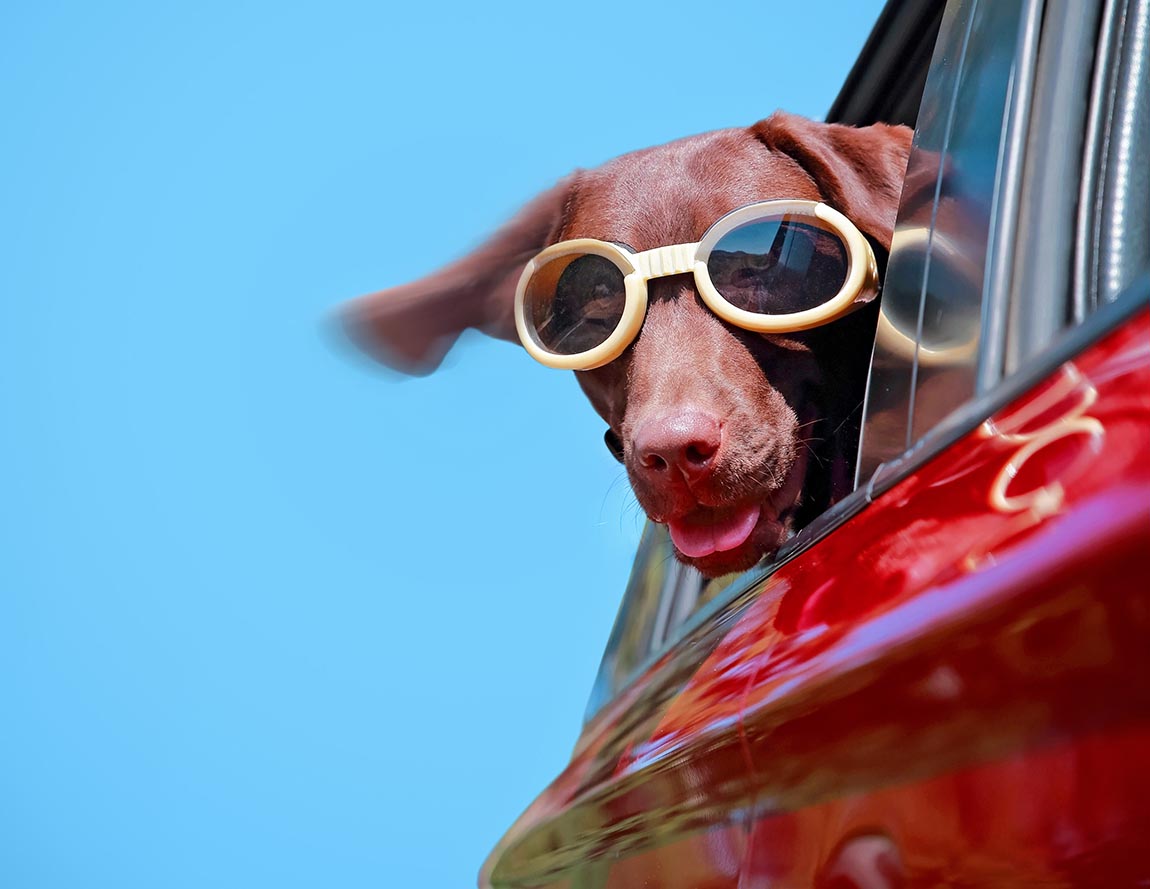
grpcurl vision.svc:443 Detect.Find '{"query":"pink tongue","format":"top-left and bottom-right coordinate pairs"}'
top-left (667, 504), bottom-right (761, 559)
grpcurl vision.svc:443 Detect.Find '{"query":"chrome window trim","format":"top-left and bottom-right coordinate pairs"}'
top-left (1002, 0), bottom-right (1104, 376)
top-left (1076, 0), bottom-right (1150, 312)
top-left (975, 0), bottom-right (1047, 394)
top-left (1075, 0), bottom-right (1127, 318)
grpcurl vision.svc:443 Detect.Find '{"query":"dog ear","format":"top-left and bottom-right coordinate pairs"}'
top-left (752, 111), bottom-right (912, 256)
top-left (343, 175), bottom-right (575, 374)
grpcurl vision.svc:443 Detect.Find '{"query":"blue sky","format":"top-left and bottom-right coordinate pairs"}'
top-left (2, 2), bottom-right (885, 886)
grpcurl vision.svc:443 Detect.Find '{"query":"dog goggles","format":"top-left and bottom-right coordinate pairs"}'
top-left (514, 200), bottom-right (879, 370)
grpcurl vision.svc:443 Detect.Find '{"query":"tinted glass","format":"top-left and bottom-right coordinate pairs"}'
top-left (583, 522), bottom-right (744, 722)
top-left (858, 0), bottom-right (1028, 479)
top-left (878, 231), bottom-right (983, 362)
top-left (525, 253), bottom-right (626, 355)
top-left (707, 217), bottom-right (848, 313)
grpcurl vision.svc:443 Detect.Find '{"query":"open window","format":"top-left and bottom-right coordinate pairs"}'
top-left (584, 0), bottom-right (1150, 724)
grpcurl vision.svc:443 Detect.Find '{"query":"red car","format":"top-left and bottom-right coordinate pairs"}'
top-left (483, 0), bottom-right (1150, 885)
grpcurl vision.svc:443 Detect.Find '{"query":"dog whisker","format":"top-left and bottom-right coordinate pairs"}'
top-left (793, 436), bottom-right (828, 467)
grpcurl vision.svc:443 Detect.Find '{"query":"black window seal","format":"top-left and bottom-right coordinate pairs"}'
top-left (827, 0), bottom-right (947, 128)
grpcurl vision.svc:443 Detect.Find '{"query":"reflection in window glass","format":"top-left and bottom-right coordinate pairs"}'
top-left (584, 524), bottom-right (739, 721)
top-left (859, 0), bottom-right (1026, 477)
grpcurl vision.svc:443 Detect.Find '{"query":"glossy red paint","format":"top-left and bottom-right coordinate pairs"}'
top-left (482, 310), bottom-right (1150, 888)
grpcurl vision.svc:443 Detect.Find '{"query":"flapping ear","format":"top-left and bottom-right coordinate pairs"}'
top-left (752, 111), bottom-right (912, 256)
top-left (343, 175), bottom-right (576, 375)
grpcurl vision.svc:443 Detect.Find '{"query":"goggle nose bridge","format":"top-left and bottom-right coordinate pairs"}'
top-left (629, 242), bottom-right (701, 281)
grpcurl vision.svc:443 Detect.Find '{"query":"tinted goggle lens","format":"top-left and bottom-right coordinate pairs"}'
top-left (706, 215), bottom-right (849, 314)
top-left (524, 253), bottom-right (627, 355)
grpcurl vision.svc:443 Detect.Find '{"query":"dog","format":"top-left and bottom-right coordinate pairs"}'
top-left (344, 111), bottom-right (912, 578)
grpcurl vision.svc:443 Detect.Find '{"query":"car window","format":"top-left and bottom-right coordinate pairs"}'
top-left (584, 5), bottom-right (966, 721)
top-left (863, 0), bottom-right (1148, 471)
top-left (583, 10), bottom-right (952, 721)
top-left (584, 0), bottom-right (1148, 723)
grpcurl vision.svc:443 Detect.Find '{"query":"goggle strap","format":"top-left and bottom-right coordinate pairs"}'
top-left (632, 242), bottom-right (700, 280)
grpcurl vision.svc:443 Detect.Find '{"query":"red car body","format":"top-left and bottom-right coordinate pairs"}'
top-left (484, 311), bottom-right (1150, 887)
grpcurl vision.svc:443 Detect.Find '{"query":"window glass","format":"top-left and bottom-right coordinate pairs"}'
top-left (858, 0), bottom-right (1027, 477)
top-left (584, 524), bottom-right (741, 721)
top-left (587, 0), bottom-right (1034, 722)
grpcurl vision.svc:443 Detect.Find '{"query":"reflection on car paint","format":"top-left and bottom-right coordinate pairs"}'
top-left (983, 362), bottom-right (1104, 516)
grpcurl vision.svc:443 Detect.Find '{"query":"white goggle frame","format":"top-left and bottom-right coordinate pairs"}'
top-left (514, 200), bottom-right (879, 370)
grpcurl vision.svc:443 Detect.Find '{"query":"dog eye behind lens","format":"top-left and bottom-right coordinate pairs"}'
top-left (542, 255), bottom-right (626, 354)
top-left (604, 428), bottom-right (625, 463)
top-left (709, 218), bottom-right (847, 314)
top-left (557, 256), bottom-right (625, 306)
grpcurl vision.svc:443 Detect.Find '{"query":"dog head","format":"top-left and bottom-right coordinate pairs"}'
top-left (346, 112), bottom-right (912, 577)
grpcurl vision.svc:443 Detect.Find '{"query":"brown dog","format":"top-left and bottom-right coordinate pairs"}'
top-left (345, 112), bottom-right (912, 577)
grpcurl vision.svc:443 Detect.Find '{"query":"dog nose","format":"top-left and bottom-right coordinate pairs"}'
top-left (633, 410), bottom-right (722, 481)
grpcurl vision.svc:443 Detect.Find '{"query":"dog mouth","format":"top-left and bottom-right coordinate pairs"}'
top-left (667, 503), bottom-right (762, 559)
top-left (664, 499), bottom-right (795, 576)
top-left (658, 442), bottom-right (810, 576)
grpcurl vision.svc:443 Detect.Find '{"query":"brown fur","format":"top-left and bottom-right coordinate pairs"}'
top-left (345, 111), bottom-right (912, 577)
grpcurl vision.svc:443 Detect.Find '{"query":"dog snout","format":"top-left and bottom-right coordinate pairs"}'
top-left (632, 410), bottom-right (722, 483)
